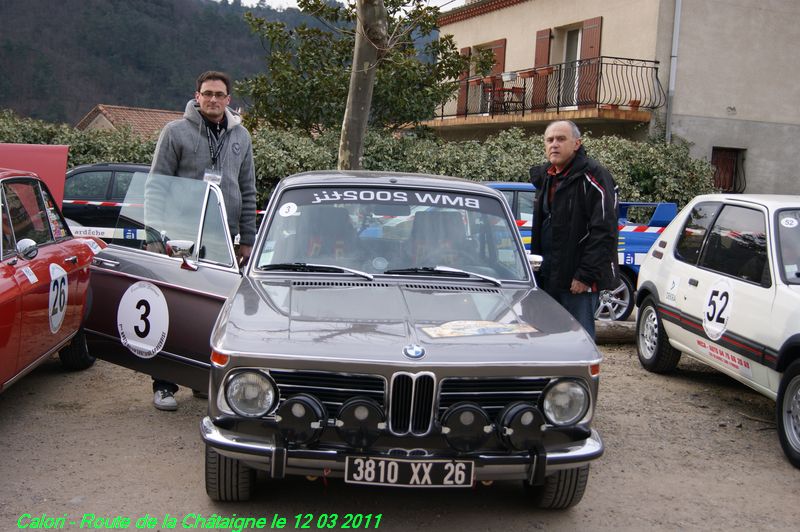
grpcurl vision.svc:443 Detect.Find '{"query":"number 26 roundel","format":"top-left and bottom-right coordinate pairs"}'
top-left (49, 264), bottom-right (68, 333)
top-left (117, 281), bottom-right (170, 359)
top-left (703, 278), bottom-right (733, 341)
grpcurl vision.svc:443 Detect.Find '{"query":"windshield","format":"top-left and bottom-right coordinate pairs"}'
top-left (256, 186), bottom-right (528, 281)
top-left (777, 209), bottom-right (800, 284)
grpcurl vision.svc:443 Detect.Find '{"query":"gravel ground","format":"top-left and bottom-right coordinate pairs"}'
top-left (0, 344), bottom-right (798, 531)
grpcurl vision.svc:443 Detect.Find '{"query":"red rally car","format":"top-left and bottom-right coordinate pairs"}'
top-left (1, 168), bottom-right (105, 392)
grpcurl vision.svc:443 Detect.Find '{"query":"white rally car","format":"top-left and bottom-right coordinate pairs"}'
top-left (634, 194), bottom-right (800, 468)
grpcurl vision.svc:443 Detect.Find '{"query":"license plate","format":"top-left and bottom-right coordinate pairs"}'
top-left (345, 456), bottom-right (474, 488)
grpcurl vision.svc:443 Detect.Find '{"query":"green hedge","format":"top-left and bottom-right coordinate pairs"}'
top-left (1, 109), bottom-right (713, 209)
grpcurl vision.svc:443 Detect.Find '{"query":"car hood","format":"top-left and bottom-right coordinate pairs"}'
top-left (211, 277), bottom-right (598, 366)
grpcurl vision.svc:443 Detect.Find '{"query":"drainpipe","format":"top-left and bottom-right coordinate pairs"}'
top-left (665, 0), bottom-right (682, 143)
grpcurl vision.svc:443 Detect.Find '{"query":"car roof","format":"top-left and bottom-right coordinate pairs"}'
top-left (692, 193), bottom-right (800, 210)
top-left (484, 181), bottom-right (535, 191)
top-left (66, 162), bottom-right (150, 175)
top-left (280, 170), bottom-right (503, 195)
top-left (0, 168), bottom-right (39, 180)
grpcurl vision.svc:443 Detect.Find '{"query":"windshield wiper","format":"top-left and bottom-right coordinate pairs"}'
top-left (383, 265), bottom-right (501, 286)
top-left (258, 262), bottom-right (374, 281)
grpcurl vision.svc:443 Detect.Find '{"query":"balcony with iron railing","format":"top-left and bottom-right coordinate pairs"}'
top-left (433, 56), bottom-right (666, 123)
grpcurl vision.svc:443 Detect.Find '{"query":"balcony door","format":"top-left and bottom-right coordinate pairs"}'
top-left (560, 29), bottom-right (580, 107)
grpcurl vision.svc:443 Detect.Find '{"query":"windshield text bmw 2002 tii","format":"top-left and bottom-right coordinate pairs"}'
top-left (202, 171), bottom-right (603, 508)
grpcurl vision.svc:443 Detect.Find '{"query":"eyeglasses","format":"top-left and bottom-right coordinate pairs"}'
top-left (199, 91), bottom-right (228, 99)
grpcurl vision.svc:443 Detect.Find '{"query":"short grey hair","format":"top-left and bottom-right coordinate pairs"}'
top-left (546, 120), bottom-right (581, 139)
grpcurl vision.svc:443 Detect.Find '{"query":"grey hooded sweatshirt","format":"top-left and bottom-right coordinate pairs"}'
top-left (147, 100), bottom-right (257, 246)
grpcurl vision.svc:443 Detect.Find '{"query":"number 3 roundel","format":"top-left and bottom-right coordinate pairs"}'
top-left (117, 281), bottom-right (169, 359)
top-left (703, 278), bottom-right (733, 341)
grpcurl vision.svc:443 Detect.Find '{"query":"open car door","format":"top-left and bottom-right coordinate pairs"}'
top-left (84, 172), bottom-right (241, 390)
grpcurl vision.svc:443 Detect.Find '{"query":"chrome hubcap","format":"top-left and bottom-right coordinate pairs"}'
top-left (638, 307), bottom-right (658, 360)
top-left (784, 375), bottom-right (800, 452)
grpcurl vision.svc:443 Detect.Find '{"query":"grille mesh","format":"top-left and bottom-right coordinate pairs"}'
top-left (269, 370), bottom-right (385, 414)
top-left (390, 373), bottom-right (435, 435)
top-left (438, 377), bottom-right (551, 420)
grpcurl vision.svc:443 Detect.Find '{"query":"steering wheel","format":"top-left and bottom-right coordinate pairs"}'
top-left (417, 248), bottom-right (474, 268)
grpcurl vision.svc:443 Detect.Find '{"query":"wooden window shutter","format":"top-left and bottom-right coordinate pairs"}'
top-left (578, 17), bottom-right (602, 107)
top-left (457, 47), bottom-right (471, 116)
top-left (483, 38), bottom-right (507, 76)
top-left (532, 29), bottom-right (551, 110)
top-left (534, 29), bottom-right (551, 67)
top-left (580, 17), bottom-right (602, 59)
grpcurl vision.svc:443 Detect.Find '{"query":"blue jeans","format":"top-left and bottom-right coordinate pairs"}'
top-left (551, 290), bottom-right (599, 340)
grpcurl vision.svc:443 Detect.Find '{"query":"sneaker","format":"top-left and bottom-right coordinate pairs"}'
top-left (153, 389), bottom-right (177, 411)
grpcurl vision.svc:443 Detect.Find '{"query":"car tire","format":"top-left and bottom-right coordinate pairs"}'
top-left (205, 445), bottom-right (255, 501)
top-left (636, 296), bottom-right (681, 373)
top-left (596, 271), bottom-right (634, 322)
top-left (524, 465), bottom-right (589, 509)
top-left (777, 360), bottom-right (800, 469)
top-left (58, 329), bottom-right (96, 371)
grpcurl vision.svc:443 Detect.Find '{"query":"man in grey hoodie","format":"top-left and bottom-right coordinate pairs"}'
top-left (147, 70), bottom-right (257, 410)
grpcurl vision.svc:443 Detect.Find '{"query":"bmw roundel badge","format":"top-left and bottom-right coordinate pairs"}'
top-left (403, 344), bottom-right (425, 359)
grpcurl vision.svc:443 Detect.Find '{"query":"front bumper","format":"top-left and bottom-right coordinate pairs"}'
top-left (200, 417), bottom-right (604, 482)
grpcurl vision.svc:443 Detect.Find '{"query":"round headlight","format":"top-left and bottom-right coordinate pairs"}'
top-left (542, 380), bottom-right (590, 426)
top-left (225, 371), bottom-right (278, 418)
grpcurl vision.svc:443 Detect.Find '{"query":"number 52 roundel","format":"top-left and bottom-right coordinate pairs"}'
top-left (703, 278), bottom-right (733, 341)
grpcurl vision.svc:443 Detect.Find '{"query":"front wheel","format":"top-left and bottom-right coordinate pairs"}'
top-left (58, 330), bottom-right (95, 371)
top-left (636, 296), bottom-right (681, 373)
top-left (205, 445), bottom-right (255, 501)
top-left (595, 272), bottom-right (634, 321)
top-left (777, 360), bottom-right (800, 469)
top-left (523, 465), bottom-right (589, 509)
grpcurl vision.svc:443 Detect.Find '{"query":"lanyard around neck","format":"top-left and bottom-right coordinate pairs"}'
top-left (205, 126), bottom-right (226, 168)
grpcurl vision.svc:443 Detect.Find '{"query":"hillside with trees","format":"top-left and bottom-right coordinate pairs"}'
top-left (0, 0), bottom-right (316, 125)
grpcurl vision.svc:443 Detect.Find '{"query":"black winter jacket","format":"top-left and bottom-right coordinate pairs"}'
top-left (530, 146), bottom-right (619, 292)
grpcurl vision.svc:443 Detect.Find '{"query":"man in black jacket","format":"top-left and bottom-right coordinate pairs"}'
top-left (530, 120), bottom-right (619, 339)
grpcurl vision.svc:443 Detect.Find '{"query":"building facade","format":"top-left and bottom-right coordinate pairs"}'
top-left (432, 0), bottom-right (800, 194)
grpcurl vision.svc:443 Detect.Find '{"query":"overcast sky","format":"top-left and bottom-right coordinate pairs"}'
top-left (236, 0), bottom-right (466, 12)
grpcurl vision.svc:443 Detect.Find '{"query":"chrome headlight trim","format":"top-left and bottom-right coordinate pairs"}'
top-left (541, 379), bottom-right (591, 426)
top-left (224, 370), bottom-right (278, 418)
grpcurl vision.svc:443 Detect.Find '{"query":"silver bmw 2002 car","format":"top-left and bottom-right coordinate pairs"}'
top-left (202, 171), bottom-right (603, 506)
top-left (85, 170), bottom-right (603, 507)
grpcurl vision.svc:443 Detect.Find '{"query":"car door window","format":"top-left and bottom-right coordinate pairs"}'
top-left (199, 187), bottom-right (234, 266)
top-left (64, 171), bottom-right (111, 200)
top-left (111, 171), bottom-right (135, 201)
top-left (1, 189), bottom-right (15, 259)
top-left (42, 189), bottom-right (70, 241)
top-left (499, 190), bottom-right (515, 214)
top-left (699, 205), bottom-right (770, 287)
top-left (675, 201), bottom-right (721, 264)
top-left (518, 190), bottom-right (534, 227)
top-left (777, 209), bottom-right (800, 284)
top-left (3, 180), bottom-right (53, 245)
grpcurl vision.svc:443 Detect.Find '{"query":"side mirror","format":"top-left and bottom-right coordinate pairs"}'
top-left (16, 238), bottom-right (38, 260)
top-left (165, 239), bottom-right (194, 259)
top-left (527, 253), bottom-right (543, 271)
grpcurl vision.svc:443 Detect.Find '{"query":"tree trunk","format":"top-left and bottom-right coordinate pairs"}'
top-left (337, 0), bottom-right (388, 170)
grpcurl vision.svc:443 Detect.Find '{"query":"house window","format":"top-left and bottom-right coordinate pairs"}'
top-left (711, 147), bottom-right (746, 192)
